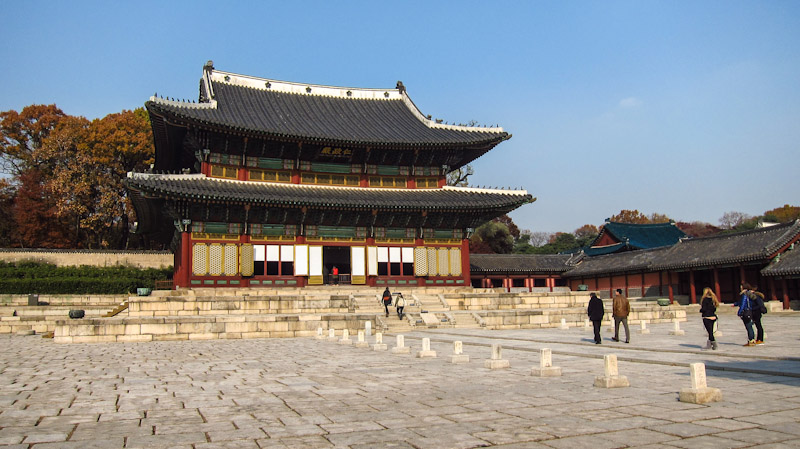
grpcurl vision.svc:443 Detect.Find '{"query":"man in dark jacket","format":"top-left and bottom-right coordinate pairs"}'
top-left (587, 292), bottom-right (605, 344)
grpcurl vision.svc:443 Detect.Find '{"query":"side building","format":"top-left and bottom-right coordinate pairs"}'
top-left (126, 62), bottom-right (533, 289)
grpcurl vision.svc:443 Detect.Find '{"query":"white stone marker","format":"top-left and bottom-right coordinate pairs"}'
top-left (559, 318), bottom-right (568, 329)
top-left (531, 348), bottom-right (562, 377)
top-left (679, 363), bottom-right (722, 404)
top-left (327, 328), bottom-right (337, 341)
top-left (594, 354), bottom-right (630, 388)
top-left (484, 344), bottom-right (510, 370)
top-left (449, 341), bottom-right (470, 364)
top-left (315, 327), bottom-right (325, 340)
top-left (391, 334), bottom-right (410, 354)
top-left (639, 320), bottom-right (650, 334)
top-left (669, 319), bottom-right (685, 336)
top-left (355, 330), bottom-right (369, 348)
top-left (416, 337), bottom-right (437, 358)
top-left (339, 328), bottom-right (353, 345)
top-left (365, 321), bottom-right (372, 337)
top-left (373, 332), bottom-right (387, 351)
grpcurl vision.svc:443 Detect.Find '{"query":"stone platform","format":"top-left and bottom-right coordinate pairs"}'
top-left (47, 288), bottom-right (692, 343)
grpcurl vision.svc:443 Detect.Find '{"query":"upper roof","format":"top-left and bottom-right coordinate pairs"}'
top-left (469, 254), bottom-right (573, 274)
top-left (124, 173), bottom-right (533, 213)
top-left (593, 221), bottom-right (687, 250)
top-left (145, 62), bottom-right (510, 150)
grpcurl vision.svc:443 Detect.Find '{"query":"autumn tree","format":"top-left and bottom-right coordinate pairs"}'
top-left (0, 179), bottom-right (15, 246)
top-left (1, 104), bottom-right (154, 249)
top-left (573, 224), bottom-right (599, 247)
top-left (12, 170), bottom-right (74, 248)
top-left (0, 104), bottom-right (67, 176)
top-left (763, 204), bottom-right (800, 223)
top-left (676, 221), bottom-right (721, 238)
top-left (609, 209), bottom-right (672, 224)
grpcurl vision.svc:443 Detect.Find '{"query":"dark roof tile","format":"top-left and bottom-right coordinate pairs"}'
top-left (147, 69), bottom-right (509, 148)
top-left (469, 254), bottom-right (572, 274)
top-left (124, 173), bottom-right (533, 212)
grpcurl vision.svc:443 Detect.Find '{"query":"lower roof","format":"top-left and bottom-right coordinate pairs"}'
top-left (125, 173), bottom-right (533, 213)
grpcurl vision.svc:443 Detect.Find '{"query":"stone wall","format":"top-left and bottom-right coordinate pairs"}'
top-left (53, 313), bottom-right (376, 343)
top-left (0, 249), bottom-right (172, 269)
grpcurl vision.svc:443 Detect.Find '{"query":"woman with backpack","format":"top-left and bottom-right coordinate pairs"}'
top-left (750, 285), bottom-right (767, 345)
top-left (381, 287), bottom-right (392, 317)
top-left (699, 287), bottom-right (719, 350)
top-left (734, 282), bottom-right (757, 346)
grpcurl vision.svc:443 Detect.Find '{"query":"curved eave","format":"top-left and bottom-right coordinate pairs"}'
top-left (145, 100), bottom-right (510, 151)
top-left (124, 175), bottom-right (532, 213)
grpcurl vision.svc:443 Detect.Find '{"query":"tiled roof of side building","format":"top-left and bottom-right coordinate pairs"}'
top-left (595, 221), bottom-right (687, 250)
top-left (124, 173), bottom-right (533, 212)
top-left (469, 254), bottom-right (573, 274)
top-left (761, 244), bottom-right (800, 277)
top-left (561, 246), bottom-right (672, 278)
top-left (650, 220), bottom-right (800, 271)
top-left (146, 65), bottom-right (509, 149)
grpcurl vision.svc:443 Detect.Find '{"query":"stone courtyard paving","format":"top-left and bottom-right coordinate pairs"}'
top-left (1, 314), bottom-right (799, 448)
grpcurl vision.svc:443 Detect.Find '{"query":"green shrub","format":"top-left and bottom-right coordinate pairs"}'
top-left (0, 262), bottom-right (172, 294)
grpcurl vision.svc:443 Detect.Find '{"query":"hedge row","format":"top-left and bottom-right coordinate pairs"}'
top-left (0, 262), bottom-right (172, 294)
top-left (0, 278), bottom-right (148, 295)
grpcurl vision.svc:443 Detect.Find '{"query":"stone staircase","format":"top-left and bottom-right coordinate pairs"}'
top-left (36, 286), bottom-right (721, 343)
top-left (0, 294), bottom-right (124, 335)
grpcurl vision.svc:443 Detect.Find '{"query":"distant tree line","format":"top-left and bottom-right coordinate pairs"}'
top-left (0, 104), bottom-right (156, 249)
top-left (470, 206), bottom-right (800, 255)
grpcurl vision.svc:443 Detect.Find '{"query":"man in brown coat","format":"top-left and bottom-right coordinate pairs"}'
top-left (612, 288), bottom-right (631, 343)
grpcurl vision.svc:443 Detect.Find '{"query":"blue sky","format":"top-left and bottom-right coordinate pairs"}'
top-left (2, 1), bottom-right (798, 234)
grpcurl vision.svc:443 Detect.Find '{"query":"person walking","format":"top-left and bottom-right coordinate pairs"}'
top-left (332, 266), bottom-right (339, 285)
top-left (381, 287), bottom-right (392, 317)
top-left (700, 287), bottom-right (719, 350)
top-left (734, 282), bottom-right (756, 346)
top-left (751, 285), bottom-right (767, 345)
top-left (395, 293), bottom-right (406, 320)
top-left (587, 292), bottom-right (605, 344)
top-left (611, 288), bottom-right (630, 344)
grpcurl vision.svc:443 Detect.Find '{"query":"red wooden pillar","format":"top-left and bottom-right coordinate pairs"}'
top-left (667, 271), bottom-right (674, 304)
top-left (201, 161), bottom-right (209, 176)
top-left (641, 272), bottom-right (646, 297)
top-left (783, 278), bottom-right (790, 310)
top-left (548, 277), bottom-right (554, 293)
top-left (174, 231), bottom-right (191, 288)
top-left (461, 239), bottom-right (470, 286)
top-left (624, 273), bottom-right (629, 297)
top-left (658, 271), bottom-right (663, 296)
top-left (689, 270), bottom-right (697, 304)
top-left (713, 268), bottom-right (721, 302)
top-left (769, 278), bottom-right (778, 301)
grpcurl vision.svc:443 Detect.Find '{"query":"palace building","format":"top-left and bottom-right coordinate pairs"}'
top-left (126, 62), bottom-right (533, 289)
